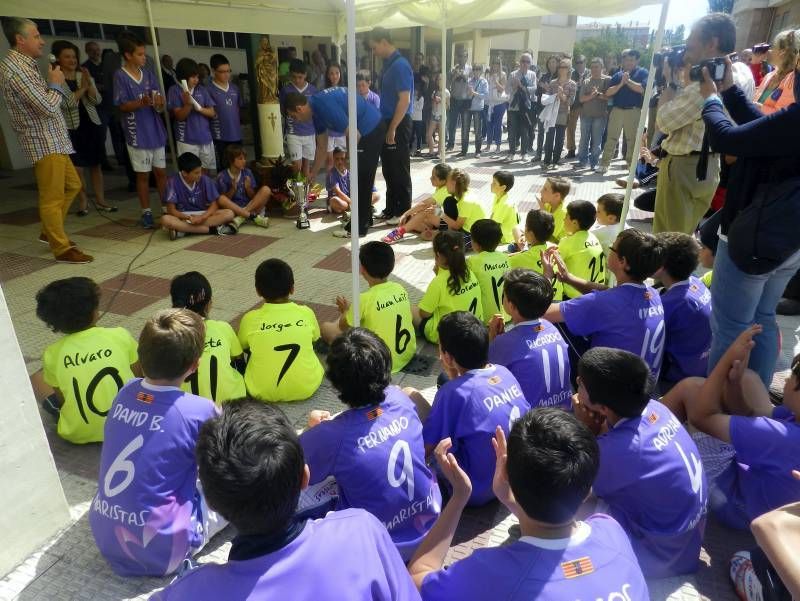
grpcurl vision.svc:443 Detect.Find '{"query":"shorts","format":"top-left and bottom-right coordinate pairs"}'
top-left (126, 145), bottom-right (166, 172)
top-left (328, 135), bottom-right (346, 153)
top-left (177, 141), bottom-right (216, 170)
top-left (286, 134), bottom-right (316, 162)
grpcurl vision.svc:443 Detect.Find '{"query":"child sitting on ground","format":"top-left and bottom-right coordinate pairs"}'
top-left (237, 259), bottom-right (324, 402)
top-left (90, 309), bottom-right (225, 577)
top-left (405, 311), bottom-right (529, 506)
top-left (510, 176), bottom-right (570, 251)
top-left (35, 277), bottom-right (139, 444)
top-left (558, 200), bottom-right (605, 299)
top-left (697, 210), bottom-right (720, 289)
top-left (408, 408), bottom-right (649, 599)
top-left (320, 241), bottom-right (416, 373)
top-left (161, 152), bottom-right (237, 239)
top-left (214, 145), bottom-right (271, 230)
top-left (414, 231), bottom-right (482, 344)
top-left (467, 219), bottom-right (510, 323)
top-left (508, 209), bottom-right (563, 300)
top-left (386, 163), bottom-right (451, 243)
top-left (326, 146), bottom-right (381, 214)
top-left (170, 272), bottom-right (246, 403)
top-left (151, 400), bottom-right (420, 599)
top-left (167, 58), bottom-right (217, 172)
top-left (299, 328), bottom-right (441, 561)
top-left (489, 170), bottom-right (518, 246)
top-left (592, 193), bottom-right (624, 257)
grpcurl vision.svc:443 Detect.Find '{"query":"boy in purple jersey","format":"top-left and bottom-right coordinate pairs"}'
top-left (299, 328), bottom-right (441, 560)
top-left (488, 269), bottom-right (572, 409)
top-left (168, 58), bottom-right (217, 172)
top-left (405, 312), bottom-right (530, 506)
top-left (151, 400), bottom-right (421, 601)
top-left (574, 347), bottom-right (707, 578)
top-left (326, 146), bottom-right (380, 214)
top-left (215, 145), bottom-right (271, 230)
top-left (207, 54), bottom-right (244, 169)
top-left (279, 59), bottom-right (317, 179)
top-left (90, 309), bottom-right (226, 577)
top-left (409, 408), bottom-right (649, 600)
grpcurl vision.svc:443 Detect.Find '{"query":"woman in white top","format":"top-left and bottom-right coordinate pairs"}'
top-left (485, 59), bottom-right (508, 153)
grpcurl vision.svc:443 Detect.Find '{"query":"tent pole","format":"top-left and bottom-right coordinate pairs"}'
top-left (619, 0), bottom-right (670, 226)
top-left (145, 0), bottom-right (178, 171)
top-left (439, 4), bottom-right (447, 163)
top-left (346, 0), bottom-right (360, 326)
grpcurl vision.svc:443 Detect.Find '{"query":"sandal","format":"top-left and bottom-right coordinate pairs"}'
top-left (96, 204), bottom-right (119, 213)
top-left (76, 208), bottom-right (89, 217)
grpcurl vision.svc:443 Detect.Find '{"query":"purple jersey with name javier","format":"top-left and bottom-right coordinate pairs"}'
top-left (279, 82), bottom-right (317, 136)
top-left (168, 84), bottom-right (215, 144)
top-left (488, 319), bottom-right (571, 410)
top-left (660, 276), bottom-right (712, 382)
top-left (593, 400), bottom-right (707, 578)
top-left (423, 364), bottom-right (529, 506)
top-left (420, 514), bottom-right (649, 601)
top-left (561, 283), bottom-right (665, 379)
top-left (165, 174), bottom-right (219, 212)
top-left (208, 81), bottom-right (243, 142)
top-left (150, 508), bottom-right (421, 601)
top-left (113, 68), bottom-right (167, 149)
top-left (216, 168), bottom-right (255, 208)
top-left (299, 386), bottom-right (441, 558)
top-left (89, 379), bottom-right (218, 576)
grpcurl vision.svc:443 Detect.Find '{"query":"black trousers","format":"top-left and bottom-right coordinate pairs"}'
top-left (380, 115), bottom-right (412, 218)
top-left (347, 121), bottom-right (386, 236)
top-left (507, 110), bottom-right (530, 155)
top-left (461, 110), bottom-right (482, 153)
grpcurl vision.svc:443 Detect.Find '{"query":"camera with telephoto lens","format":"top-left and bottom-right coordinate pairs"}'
top-left (689, 57), bottom-right (726, 82)
top-left (653, 45), bottom-right (686, 86)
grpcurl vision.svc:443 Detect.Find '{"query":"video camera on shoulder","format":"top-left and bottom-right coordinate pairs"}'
top-left (689, 57), bottom-right (726, 82)
top-left (653, 45), bottom-right (686, 86)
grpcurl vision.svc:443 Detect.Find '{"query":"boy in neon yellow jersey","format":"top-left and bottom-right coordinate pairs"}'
top-left (320, 241), bottom-right (416, 372)
top-left (488, 170), bottom-right (519, 245)
top-left (558, 200), bottom-right (605, 299)
top-left (509, 209), bottom-right (564, 301)
top-left (237, 259), bottom-right (323, 402)
top-left (384, 163), bottom-right (452, 244)
top-left (510, 176), bottom-right (571, 250)
top-left (467, 220), bottom-right (510, 324)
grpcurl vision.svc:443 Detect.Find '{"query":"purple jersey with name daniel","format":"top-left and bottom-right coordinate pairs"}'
top-left (167, 84), bottom-right (215, 144)
top-left (216, 168), bottom-right (256, 208)
top-left (165, 173), bottom-right (219, 212)
top-left (423, 364), bottom-right (529, 506)
top-left (594, 399), bottom-right (707, 578)
top-left (561, 283), bottom-right (665, 379)
top-left (208, 81), bottom-right (243, 142)
top-left (89, 379), bottom-right (217, 577)
top-left (150, 509), bottom-right (421, 601)
top-left (113, 68), bottom-right (167, 149)
top-left (488, 319), bottom-right (571, 410)
top-left (420, 514), bottom-right (649, 601)
top-left (660, 276), bottom-right (712, 382)
top-left (279, 82), bottom-right (317, 136)
top-left (299, 386), bottom-right (441, 558)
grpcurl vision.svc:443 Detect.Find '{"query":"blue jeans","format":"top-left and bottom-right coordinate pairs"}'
top-left (708, 238), bottom-right (800, 387)
top-left (578, 115), bottom-right (607, 168)
top-left (486, 103), bottom-right (507, 146)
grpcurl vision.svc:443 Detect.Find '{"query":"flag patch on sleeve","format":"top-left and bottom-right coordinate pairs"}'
top-left (561, 557), bottom-right (594, 579)
top-left (136, 391), bottom-right (154, 404)
top-left (365, 407), bottom-right (383, 421)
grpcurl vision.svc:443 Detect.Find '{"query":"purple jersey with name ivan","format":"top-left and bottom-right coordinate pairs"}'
top-left (167, 84), bottom-right (215, 144)
top-left (420, 514), bottom-right (649, 601)
top-left (423, 364), bottom-right (529, 506)
top-left (488, 319), bottom-right (571, 410)
top-left (279, 82), bottom-right (317, 136)
top-left (89, 379), bottom-right (217, 577)
top-left (216, 168), bottom-right (256, 208)
top-left (207, 81), bottom-right (243, 142)
top-left (165, 173), bottom-right (219, 212)
top-left (561, 283), bottom-right (665, 379)
top-left (593, 399), bottom-right (707, 578)
top-left (113, 68), bottom-right (167, 149)
top-left (660, 276), bottom-right (712, 382)
top-left (299, 386), bottom-right (441, 558)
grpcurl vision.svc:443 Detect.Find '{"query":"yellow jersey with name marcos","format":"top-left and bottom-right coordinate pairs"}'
top-left (467, 251), bottom-right (511, 323)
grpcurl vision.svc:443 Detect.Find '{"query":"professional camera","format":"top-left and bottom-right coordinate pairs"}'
top-left (689, 57), bottom-right (726, 82)
top-left (653, 45), bottom-right (686, 86)
top-left (752, 43), bottom-right (771, 54)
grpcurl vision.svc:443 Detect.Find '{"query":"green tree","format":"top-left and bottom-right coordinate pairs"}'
top-left (708, 0), bottom-right (733, 13)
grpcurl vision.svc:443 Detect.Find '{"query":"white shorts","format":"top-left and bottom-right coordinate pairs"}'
top-left (177, 141), bottom-right (216, 170)
top-left (126, 145), bottom-right (166, 172)
top-left (286, 134), bottom-right (316, 162)
top-left (328, 135), bottom-right (346, 153)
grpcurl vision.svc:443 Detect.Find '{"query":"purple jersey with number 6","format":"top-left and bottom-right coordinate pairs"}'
top-left (113, 68), bottom-right (167, 149)
top-left (299, 386), bottom-right (441, 559)
top-left (165, 173), bottom-right (220, 212)
top-left (167, 84), bottom-right (215, 144)
top-left (89, 379), bottom-right (218, 577)
top-left (593, 399), bottom-right (707, 578)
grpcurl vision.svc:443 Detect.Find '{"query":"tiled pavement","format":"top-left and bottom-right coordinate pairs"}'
top-left (1, 147), bottom-right (797, 601)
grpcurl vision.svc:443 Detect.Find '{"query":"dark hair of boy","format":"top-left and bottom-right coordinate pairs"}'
top-left (432, 163), bottom-right (452, 182)
top-left (525, 209), bottom-right (555, 244)
top-left (359, 241), bottom-right (395, 280)
top-left (176, 57), bottom-right (200, 81)
top-left (566, 200), bottom-right (597, 231)
top-left (51, 40), bottom-right (80, 62)
top-left (368, 27), bottom-right (393, 44)
top-left (470, 219), bottom-right (502, 252)
top-left (356, 70), bottom-right (371, 83)
top-left (578, 347), bottom-right (651, 418)
top-left (614, 229), bottom-right (665, 281)
top-left (209, 53), bottom-right (229, 70)
top-left (283, 92), bottom-right (309, 112)
top-left (255, 259), bottom-right (294, 301)
top-left (437, 311), bottom-right (488, 370)
top-left (545, 176), bottom-right (571, 199)
top-left (326, 328), bottom-right (392, 408)
top-left (224, 144), bottom-right (246, 166)
top-left (622, 48), bottom-right (641, 60)
top-left (171, 271), bottom-right (213, 318)
top-left (656, 232), bottom-right (700, 282)
top-left (196, 400), bottom-right (305, 535)
top-left (597, 193), bottom-right (623, 221)
top-left (433, 230), bottom-right (470, 295)
top-left (36, 277), bottom-right (100, 334)
top-left (332, 146), bottom-right (347, 157)
top-left (289, 58), bottom-right (307, 75)
top-left (116, 31), bottom-right (143, 58)
top-left (506, 408), bottom-right (599, 523)
top-left (503, 269), bottom-right (554, 320)
top-left (448, 168), bottom-right (470, 200)
top-left (178, 152), bottom-right (202, 173)
top-left (493, 170), bottom-right (515, 192)
top-left (138, 308), bottom-right (205, 380)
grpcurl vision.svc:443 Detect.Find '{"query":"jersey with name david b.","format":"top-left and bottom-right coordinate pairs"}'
top-left (181, 319), bottom-right (245, 403)
top-left (508, 241), bottom-right (564, 301)
top-left (89, 379), bottom-right (218, 577)
top-left (237, 302), bottom-right (324, 402)
top-left (560, 283), bottom-right (665, 380)
top-left (420, 514), bottom-right (649, 600)
top-left (558, 229), bottom-right (605, 298)
top-left (345, 281), bottom-right (416, 373)
top-left (418, 268), bottom-right (482, 344)
top-left (593, 399), bottom-right (707, 578)
top-left (488, 319), bottom-right (571, 410)
top-left (467, 251), bottom-right (510, 323)
top-left (660, 276), bottom-right (712, 382)
top-left (42, 326), bottom-right (138, 444)
top-left (423, 364), bottom-right (529, 506)
top-left (299, 387), bottom-right (441, 559)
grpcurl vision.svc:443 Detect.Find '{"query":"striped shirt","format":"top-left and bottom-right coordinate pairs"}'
top-left (0, 49), bottom-right (73, 164)
top-left (656, 82), bottom-right (705, 156)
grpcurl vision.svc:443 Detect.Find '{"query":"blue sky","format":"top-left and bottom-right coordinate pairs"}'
top-left (577, 0), bottom-right (709, 31)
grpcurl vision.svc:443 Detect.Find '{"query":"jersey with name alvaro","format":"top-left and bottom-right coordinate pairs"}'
top-left (660, 276), bottom-right (712, 382)
top-left (181, 319), bottom-right (245, 403)
top-left (593, 399), bottom-right (707, 578)
top-left (488, 319), bottom-right (571, 410)
top-left (467, 251), bottom-right (510, 323)
top-left (420, 514), bottom-right (649, 600)
top-left (299, 386), bottom-right (441, 555)
top-left (89, 379), bottom-right (218, 576)
top-left (423, 364), bottom-right (529, 506)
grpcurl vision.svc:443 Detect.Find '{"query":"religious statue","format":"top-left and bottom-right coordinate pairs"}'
top-left (255, 36), bottom-right (278, 104)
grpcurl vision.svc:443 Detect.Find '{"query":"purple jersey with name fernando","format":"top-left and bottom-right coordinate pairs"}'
top-left (167, 84), bottom-right (215, 144)
top-left (207, 81), bottom-right (243, 142)
top-left (279, 82), bottom-right (317, 136)
top-left (113, 68), bottom-right (167, 149)
top-left (660, 276), bottom-right (712, 382)
top-left (89, 379), bottom-right (218, 577)
top-left (164, 173), bottom-right (219, 212)
top-left (216, 168), bottom-right (256, 208)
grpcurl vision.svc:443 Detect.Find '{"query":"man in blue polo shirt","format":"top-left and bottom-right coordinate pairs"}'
top-left (598, 49), bottom-right (648, 174)
top-left (368, 27), bottom-right (413, 226)
top-left (285, 87), bottom-right (385, 238)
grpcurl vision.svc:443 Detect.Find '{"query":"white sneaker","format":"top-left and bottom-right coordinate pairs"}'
top-left (253, 215), bottom-right (270, 228)
top-left (386, 216), bottom-right (401, 226)
top-left (520, 153), bottom-right (528, 161)
top-left (232, 215), bottom-right (246, 228)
